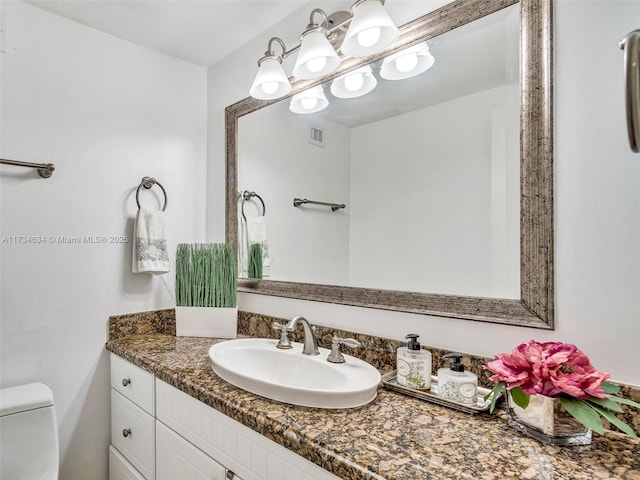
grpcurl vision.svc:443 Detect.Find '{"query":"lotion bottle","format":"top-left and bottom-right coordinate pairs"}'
top-left (437, 353), bottom-right (478, 404)
top-left (397, 334), bottom-right (431, 390)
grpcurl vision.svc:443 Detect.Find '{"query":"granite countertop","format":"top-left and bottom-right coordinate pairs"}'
top-left (106, 332), bottom-right (640, 480)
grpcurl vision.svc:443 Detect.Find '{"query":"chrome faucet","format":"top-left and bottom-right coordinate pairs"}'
top-left (284, 316), bottom-right (319, 356)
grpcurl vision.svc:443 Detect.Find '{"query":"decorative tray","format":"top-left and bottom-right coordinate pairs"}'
top-left (381, 370), bottom-right (496, 414)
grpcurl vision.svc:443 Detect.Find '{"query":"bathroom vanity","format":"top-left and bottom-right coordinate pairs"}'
top-left (109, 353), bottom-right (339, 480)
top-left (106, 311), bottom-right (640, 480)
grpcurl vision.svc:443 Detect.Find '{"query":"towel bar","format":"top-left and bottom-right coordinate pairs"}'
top-left (0, 158), bottom-right (55, 178)
top-left (293, 198), bottom-right (345, 211)
top-left (621, 29), bottom-right (640, 153)
top-left (136, 176), bottom-right (167, 211)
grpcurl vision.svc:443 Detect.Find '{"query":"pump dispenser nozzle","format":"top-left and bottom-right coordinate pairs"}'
top-left (405, 334), bottom-right (421, 351)
top-left (444, 352), bottom-right (465, 372)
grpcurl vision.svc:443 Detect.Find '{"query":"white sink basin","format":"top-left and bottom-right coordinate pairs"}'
top-left (208, 338), bottom-right (381, 409)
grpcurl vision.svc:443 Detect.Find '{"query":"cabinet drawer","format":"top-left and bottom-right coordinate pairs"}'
top-left (112, 390), bottom-right (155, 480)
top-left (111, 354), bottom-right (154, 414)
top-left (109, 446), bottom-right (145, 480)
top-left (156, 421), bottom-right (226, 480)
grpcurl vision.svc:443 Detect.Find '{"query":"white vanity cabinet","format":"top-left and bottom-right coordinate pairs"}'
top-left (110, 354), bottom-right (341, 480)
top-left (110, 354), bottom-right (156, 480)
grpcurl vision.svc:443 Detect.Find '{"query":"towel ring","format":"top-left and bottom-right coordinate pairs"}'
top-left (241, 190), bottom-right (265, 221)
top-left (136, 176), bottom-right (167, 211)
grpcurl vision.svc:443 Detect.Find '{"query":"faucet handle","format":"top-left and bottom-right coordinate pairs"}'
top-left (327, 335), bottom-right (362, 363)
top-left (272, 322), bottom-right (292, 349)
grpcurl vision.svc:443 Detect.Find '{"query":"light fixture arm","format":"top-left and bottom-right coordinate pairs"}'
top-left (261, 37), bottom-right (287, 60)
top-left (308, 8), bottom-right (330, 29)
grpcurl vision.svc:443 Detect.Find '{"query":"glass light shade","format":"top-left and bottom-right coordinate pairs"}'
top-left (289, 85), bottom-right (329, 114)
top-left (330, 65), bottom-right (377, 98)
top-left (341, 0), bottom-right (399, 57)
top-left (380, 42), bottom-right (435, 80)
top-left (249, 57), bottom-right (292, 100)
top-left (293, 30), bottom-right (341, 79)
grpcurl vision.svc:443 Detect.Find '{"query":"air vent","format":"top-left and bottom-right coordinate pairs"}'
top-left (309, 126), bottom-right (325, 147)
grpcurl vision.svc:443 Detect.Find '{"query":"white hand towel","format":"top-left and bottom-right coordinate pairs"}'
top-left (132, 208), bottom-right (169, 274)
top-left (246, 216), bottom-right (267, 243)
top-left (239, 216), bottom-right (268, 276)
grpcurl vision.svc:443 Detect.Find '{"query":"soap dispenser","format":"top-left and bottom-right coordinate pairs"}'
top-left (437, 353), bottom-right (478, 404)
top-left (397, 334), bottom-right (432, 390)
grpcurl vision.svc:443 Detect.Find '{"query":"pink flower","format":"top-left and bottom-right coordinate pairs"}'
top-left (485, 340), bottom-right (610, 399)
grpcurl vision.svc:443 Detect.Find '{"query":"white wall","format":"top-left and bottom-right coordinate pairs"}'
top-left (349, 85), bottom-right (519, 296)
top-left (0, 2), bottom-right (207, 479)
top-left (209, 0), bottom-right (640, 386)
top-left (238, 101), bottom-right (351, 284)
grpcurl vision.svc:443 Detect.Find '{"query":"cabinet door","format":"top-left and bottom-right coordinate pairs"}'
top-left (156, 421), bottom-right (226, 480)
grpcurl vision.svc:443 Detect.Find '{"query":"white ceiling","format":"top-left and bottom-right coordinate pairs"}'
top-left (27, 0), bottom-right (310, 67)
top-left (26, 1), bottom-right (454, 68)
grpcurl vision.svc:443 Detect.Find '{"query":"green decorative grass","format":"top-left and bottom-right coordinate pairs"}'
top-left (175, 243), bottom-right (237, 308)
top-left (248, 243), bottom-right (263, 279)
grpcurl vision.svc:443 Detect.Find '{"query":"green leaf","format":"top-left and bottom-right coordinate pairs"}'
top-left (587, 397), bottom-right (624, 413)
top-left (485, 382), bottom-right (505, 413)
top-left (589, 404), bottom-right (639, 439)
top-left (609, 395), bottom-right (640, 409)
top-left (601, 381), bottom-right (621, 395)
top-left (510, 387), bottom-right (530, 409)
top-left (560, 398), bottom-right (604, 435)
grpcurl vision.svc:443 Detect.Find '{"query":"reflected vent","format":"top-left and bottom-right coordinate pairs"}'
top-left (309, 126), bottom-right (325, 147)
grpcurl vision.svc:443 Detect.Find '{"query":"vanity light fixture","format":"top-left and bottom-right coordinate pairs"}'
top-left (379, 42), bottom-right (435, 80)
top-left (249, 37), bottom-right (293, 100)
top-left (250, 0), bottom-right (398, 100)
top-left (292, 9), bottom-right (341, 80)
top-left (330, 65), bottom-right (377, 98)
top-left (341, 0), bottom-right (399, 57)
top-left (289, 85), bottom-right (329, 114)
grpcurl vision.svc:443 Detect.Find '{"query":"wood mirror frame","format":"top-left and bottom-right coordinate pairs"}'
top-left (225, 0), bottom-right (553, 329)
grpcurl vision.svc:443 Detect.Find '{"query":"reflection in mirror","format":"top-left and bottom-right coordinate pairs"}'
top-left (238, 4), bottom-right (520, 299)
top-left (226, 0), bottom-right (554, 329)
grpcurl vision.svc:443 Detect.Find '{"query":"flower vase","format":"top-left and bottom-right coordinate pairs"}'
top-left (507, 393), bottom-right (592, 446)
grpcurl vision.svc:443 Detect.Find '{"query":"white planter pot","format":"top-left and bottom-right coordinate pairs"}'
top-left (175, 306), bottom-right (237, 338)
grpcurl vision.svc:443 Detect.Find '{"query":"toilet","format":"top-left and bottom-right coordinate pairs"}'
top-left (0, 382), bottom-right (59, 480)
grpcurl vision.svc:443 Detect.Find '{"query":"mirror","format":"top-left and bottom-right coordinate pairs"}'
top-left (226, 0), bottom-right (554, 329)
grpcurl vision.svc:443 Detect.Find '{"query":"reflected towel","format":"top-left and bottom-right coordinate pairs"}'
top-left (239, 216), bottom-right (270, 276)
top-left (132, 208), bottom-right (169, 274)
top-left (246, 216), bottom-right (267, 243)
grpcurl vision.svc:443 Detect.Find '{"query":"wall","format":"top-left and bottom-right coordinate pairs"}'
top-left (0, 2), bottom-right (207, 479)
top-left (238, 101), bottom-right (351, 284)
top-left (349, 85), bottom-right (519, 297)
top-left (208, 0), bottom-right (640, 386)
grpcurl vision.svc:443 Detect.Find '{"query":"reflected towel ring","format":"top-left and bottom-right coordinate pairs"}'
top-left (241, 190), bottom-right (266, 221)
top-left (136, 176), bottom-right (167, 211)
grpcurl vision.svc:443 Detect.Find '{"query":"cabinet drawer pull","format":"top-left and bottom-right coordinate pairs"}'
top-left (122, 378), bottom-right (131, 386)
top-left (226, 470), bottom-right (235, 480)
top-left (122, 428), bottom-right (132, 438)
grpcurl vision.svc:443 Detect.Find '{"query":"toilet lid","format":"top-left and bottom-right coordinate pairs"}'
top-left (0, 383), bottom-right (54, 417)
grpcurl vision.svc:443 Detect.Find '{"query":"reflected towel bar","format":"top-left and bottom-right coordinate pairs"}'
top-left (293, 198), bottom-right (346, 211)
top-left (0, 158), bottom-right (55, 178)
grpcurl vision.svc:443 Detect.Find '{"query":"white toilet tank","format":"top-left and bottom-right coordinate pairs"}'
top-left (0, 382), bottom-right (59, 480)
